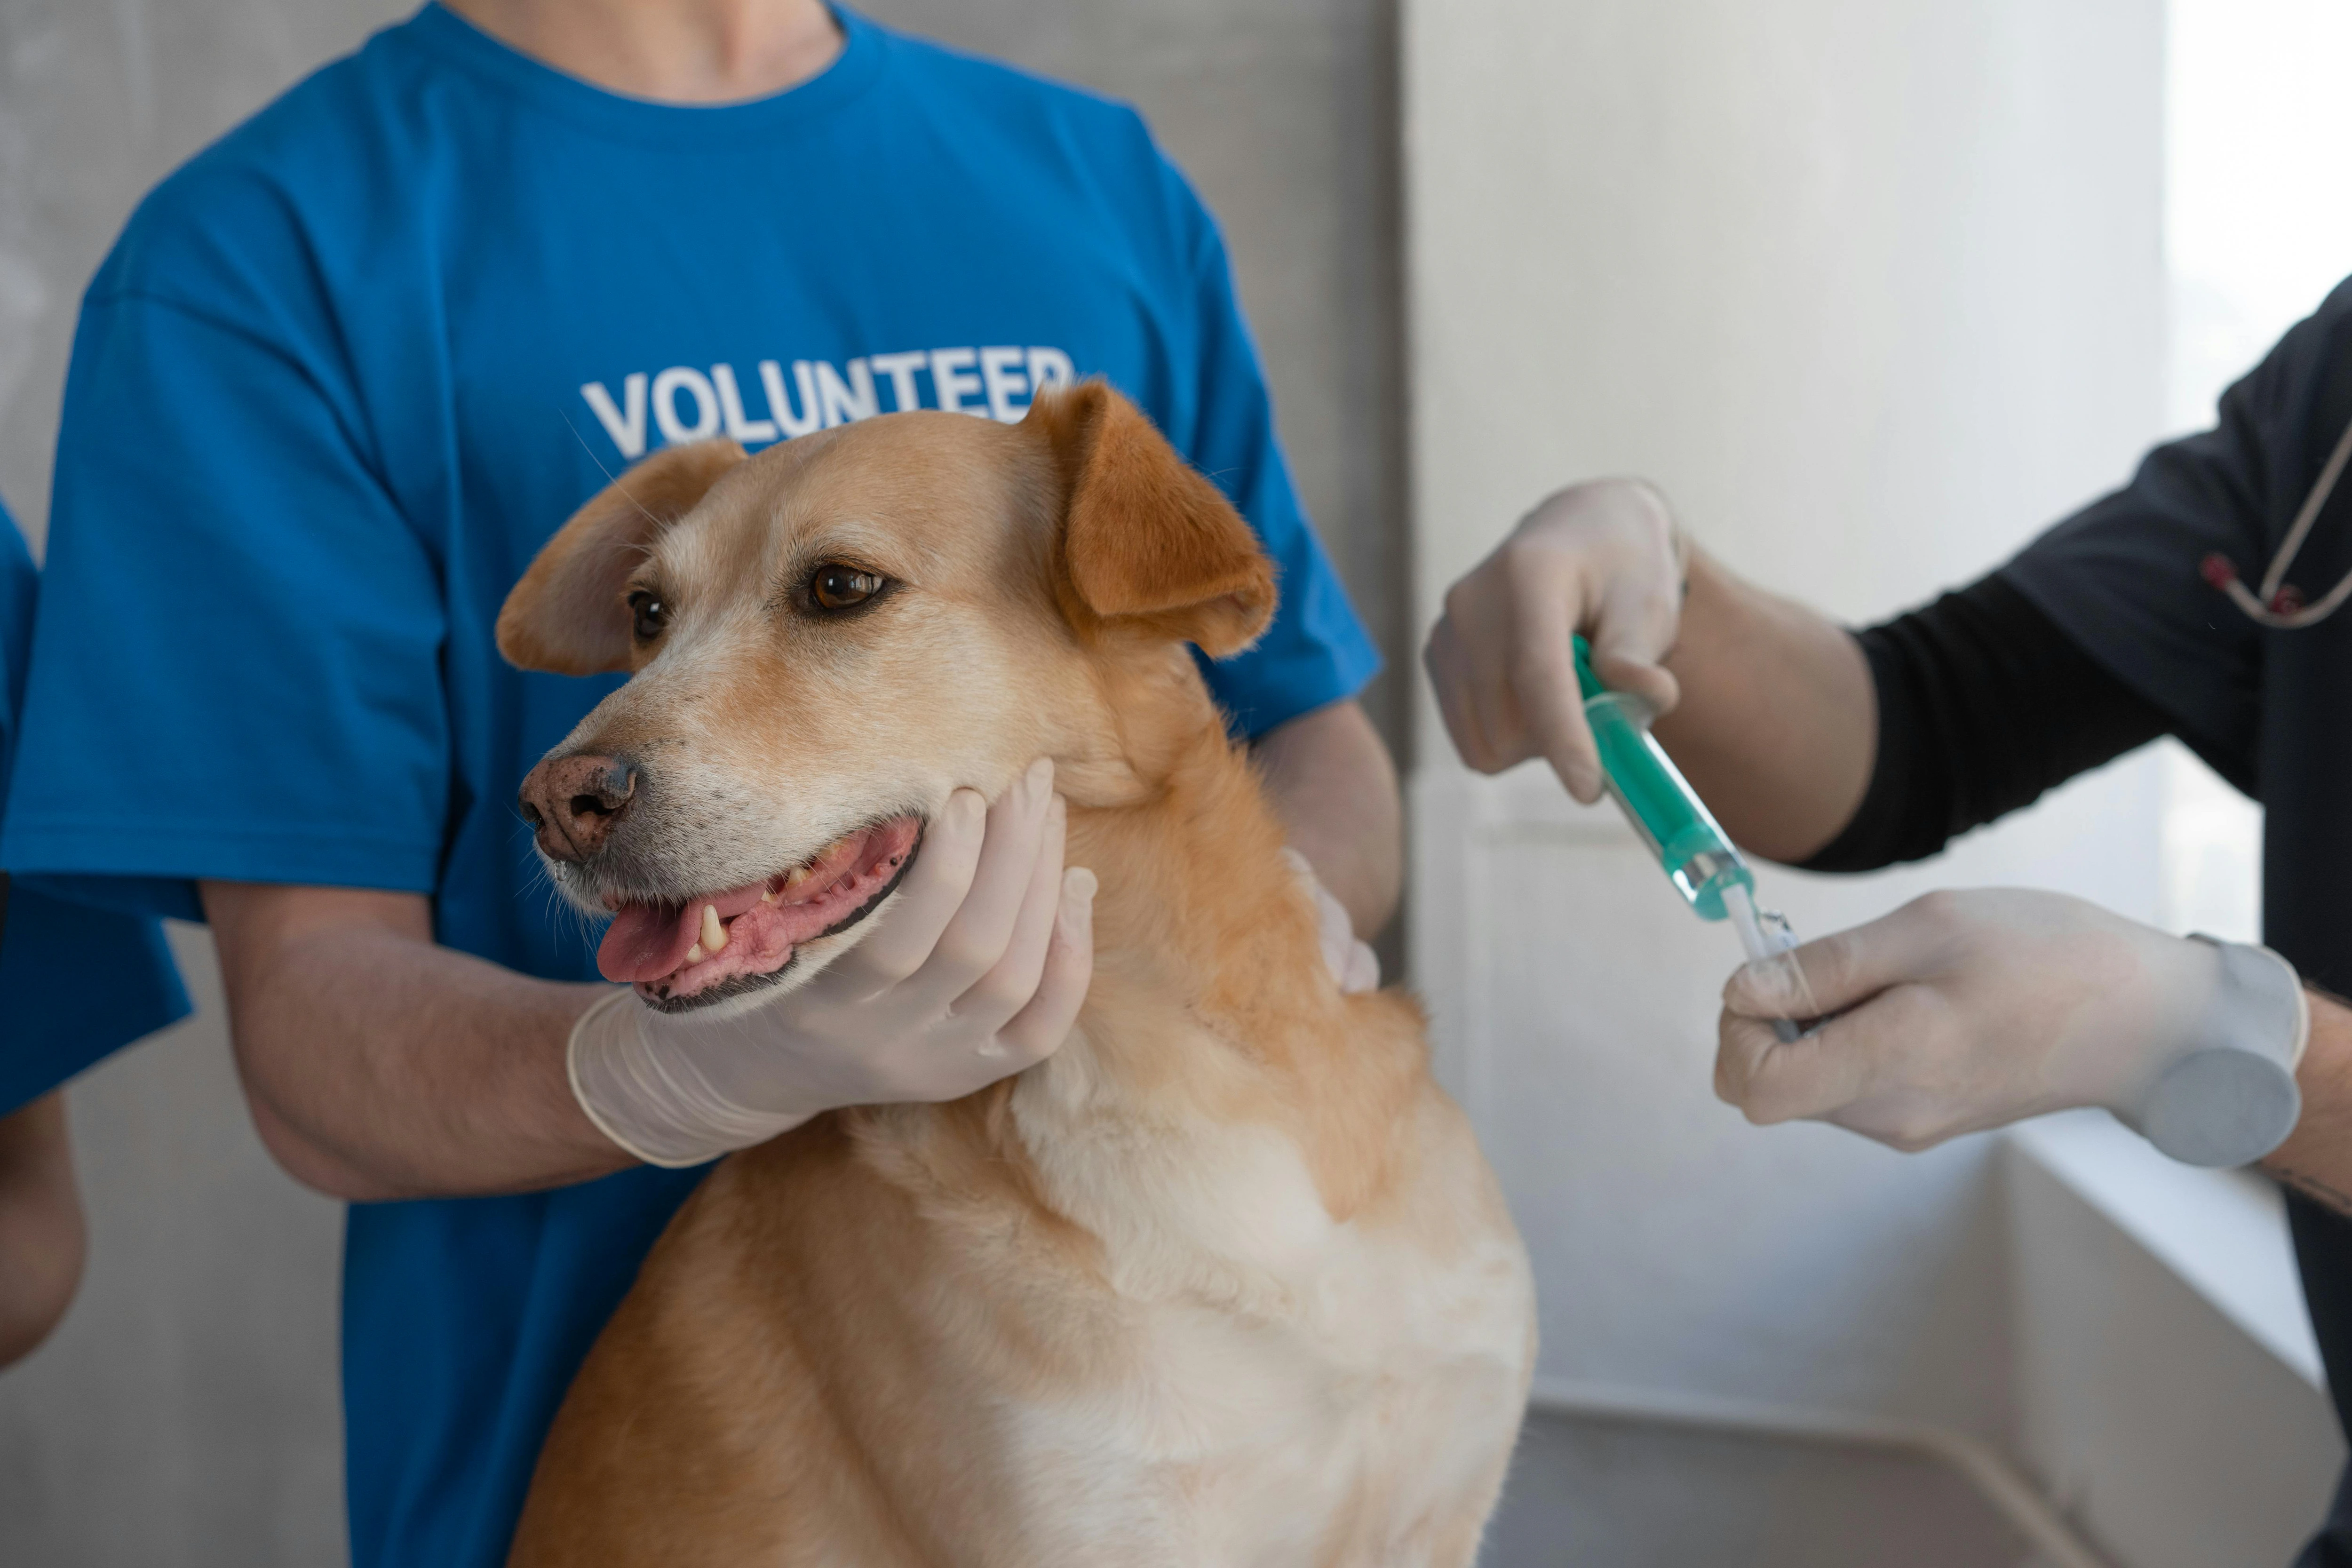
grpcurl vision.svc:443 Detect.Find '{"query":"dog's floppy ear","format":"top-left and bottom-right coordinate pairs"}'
top-left (497, 440), bottom-right (747, 676)
top-left (1024, 381), bottom-right (1276, 657)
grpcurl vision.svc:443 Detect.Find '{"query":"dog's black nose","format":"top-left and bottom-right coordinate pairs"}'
top-left (519, 754), bottom-right (637, 862)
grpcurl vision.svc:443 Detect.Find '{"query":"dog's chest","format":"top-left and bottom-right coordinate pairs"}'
top-left (1001, 1074), bottom-right (1534, 1563)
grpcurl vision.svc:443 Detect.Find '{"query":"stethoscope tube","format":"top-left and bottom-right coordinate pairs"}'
top-left (2201, 411), bottom-right (2352, 629)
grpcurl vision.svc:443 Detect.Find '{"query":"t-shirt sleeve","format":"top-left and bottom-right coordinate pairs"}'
top-left (0, 287), bottom-right (451, 923)
top-left (2000, 279), bottom-right (2352, 792)
top-left (0, 514), bottom-right (32, 768)
top-left (0, 502), bottom-right (190, 1110)
top-left (1148, 159), bottom-right (1382, 738)
top-left (0, 886), bottom-right (191, 1114)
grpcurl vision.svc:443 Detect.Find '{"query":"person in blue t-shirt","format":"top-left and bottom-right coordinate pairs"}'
top-left (0, 2), bottom-right (1395, 1562)
top-left (0, 498), bottom-right (189, 1366)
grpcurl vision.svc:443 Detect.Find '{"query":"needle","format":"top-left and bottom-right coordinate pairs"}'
top-left (1720, 881), bottom-right (1804, 1044)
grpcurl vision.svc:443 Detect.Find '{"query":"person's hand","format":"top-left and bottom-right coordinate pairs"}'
top-left (1424, 478), bottom-right (1685, 802)
top-left (570, 758), bottom-right (1096, 1167)
top-left (1282, 848), bottom-right (1379, 995)
top-left (1716, 888), bottom-right (2307, 1163)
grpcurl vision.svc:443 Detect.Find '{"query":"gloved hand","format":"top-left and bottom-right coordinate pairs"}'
top-left (1283, 847), bottom-right (1380, 995)
top-left (1716, 888), bottom-right (2309, 1166)
top-left (569, 758), bottom-right (1096, 1168)
top-left (1423, 478), bottom-right (1685, 802)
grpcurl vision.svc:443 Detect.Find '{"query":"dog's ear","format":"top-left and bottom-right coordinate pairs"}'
top-left (497, 440), bottom-right (747, 676)
top-left (1024, 381), bottom-right (1276, 657)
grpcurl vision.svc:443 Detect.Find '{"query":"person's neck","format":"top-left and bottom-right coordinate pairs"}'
top-left (440, 0), bottom-right (843, 104)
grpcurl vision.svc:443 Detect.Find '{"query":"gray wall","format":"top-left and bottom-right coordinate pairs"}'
top-left (0, 3), bottom-right (1403, 1562)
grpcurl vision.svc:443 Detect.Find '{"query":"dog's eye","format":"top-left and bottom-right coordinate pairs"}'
top-left (628, 590), bottom-right (669, 642)
top-left (810, 565), bottom-right (885, 612)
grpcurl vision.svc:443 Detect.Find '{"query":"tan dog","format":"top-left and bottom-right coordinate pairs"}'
top-left (496, 384), bottom-right (1535, 1565)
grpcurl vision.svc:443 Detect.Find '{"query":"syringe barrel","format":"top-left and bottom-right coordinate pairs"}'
top-left (1573, 636), bottom-right (1751, 921)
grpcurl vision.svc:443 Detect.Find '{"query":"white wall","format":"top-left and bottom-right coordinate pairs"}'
top-left (1404, 0), bottom-right (2168, 1444)
top-left (2166, 0), bottom-right (2352, 439)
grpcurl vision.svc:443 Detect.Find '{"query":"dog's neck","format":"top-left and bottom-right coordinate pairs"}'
top-left (1066, 655), bottom-right (1333, 1041)
top-left (1011, 653), bottom-right (1420, 1225)
top-left (850, 652), bottom-right (1418, 1236)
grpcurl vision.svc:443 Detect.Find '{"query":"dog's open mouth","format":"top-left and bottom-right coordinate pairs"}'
top-left (596, 816), bottom-right (922, 1010)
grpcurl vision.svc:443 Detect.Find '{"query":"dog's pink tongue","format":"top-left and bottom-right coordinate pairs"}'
top-left (597, 902), bottom-right (701, 983)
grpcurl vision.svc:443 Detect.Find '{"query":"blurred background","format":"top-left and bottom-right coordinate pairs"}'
top-left (1, 1), bottom-right (2347, 1564)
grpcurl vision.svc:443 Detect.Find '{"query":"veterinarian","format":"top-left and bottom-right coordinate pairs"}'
top-left (1428, 276), bottom-right (2352, 1564)
top-left (0, 3), bottom-right (1396, 1564)
top-left (0, 495), bottom-right (190, 1368)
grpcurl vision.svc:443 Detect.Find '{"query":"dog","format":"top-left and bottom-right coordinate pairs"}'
top-left (495, 382), bottom-right (1536, 1565)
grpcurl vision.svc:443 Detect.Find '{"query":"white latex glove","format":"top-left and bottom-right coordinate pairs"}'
top-left (1423, 478), bottom-right (1685, 802)
top-left (570, 759), bottom-right (1096, 1167)
top-left (1716, 888), bottom-right (2308, 1165)
top-left (1282, 847), bottom-right (1379, 995)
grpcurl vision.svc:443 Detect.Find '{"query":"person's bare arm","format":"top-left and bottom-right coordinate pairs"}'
top-left (2265, 992), bottom-right (2352, 1217)
top-left (0, 1092), bottom-right (86, 1366)
top-left (1652, 549), bottom-right (1875, 862)
top-left (1425, 479), bottom-right (1875, 867)
top-left (201, 882), bottom-right (623, 1204)
top-left (1251, 698), bottom-right (1402, 939)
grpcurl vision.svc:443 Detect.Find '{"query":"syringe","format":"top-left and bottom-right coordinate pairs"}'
top-left (1572, 635), bottom-right (1803, 1041)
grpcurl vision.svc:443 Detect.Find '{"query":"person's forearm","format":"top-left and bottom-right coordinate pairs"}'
top-left (2264, 990), bottom-right (2352, 1216)
top-left (0, 1092), bottom-right (86, 1366)
top-left (1251, 699), bottom-right (1402, 939)
top-left (202, 882), bottom-right (629, 1202)
top-left (1650, 548), bottom-right (1877, 864)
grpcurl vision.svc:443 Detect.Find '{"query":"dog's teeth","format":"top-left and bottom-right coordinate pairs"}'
top-left (700, 904), bottom-right (727, 954)
top-left (784, 865), bottom-right (812, 890)
top-left (759, 887), bottom-right (776, 904)
top-left (686, 943), bottom-right (706, 964)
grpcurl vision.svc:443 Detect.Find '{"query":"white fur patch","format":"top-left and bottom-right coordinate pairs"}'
top-left (993, 1037), bottom-right (1537, 1564)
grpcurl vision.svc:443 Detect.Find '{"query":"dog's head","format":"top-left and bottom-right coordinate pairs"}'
top-left (500, 382), bottom-right (1275, 1015)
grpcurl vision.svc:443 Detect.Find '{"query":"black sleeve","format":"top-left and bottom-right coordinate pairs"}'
top-left (1798, 573), bottom-right (2173, 873)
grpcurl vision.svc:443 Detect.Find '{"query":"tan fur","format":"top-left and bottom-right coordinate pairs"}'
top-left (496, 438), bottom-right (750, 677)
top-left (500, 383), bottom-right (1535, 1566)
top-left (1027, 383), bottom-right (1277, 656)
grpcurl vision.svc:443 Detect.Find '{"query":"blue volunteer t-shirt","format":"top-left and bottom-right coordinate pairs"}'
top-left (0, 8), bottom-right (1379, 1565)
top-left (0, 501), bottom-right (187, 1116)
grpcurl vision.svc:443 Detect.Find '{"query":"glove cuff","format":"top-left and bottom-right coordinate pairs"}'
top-left (567, 988), bottom-right (806, 1169)
top-left (2126, 937), bottom-right (2308, 1168)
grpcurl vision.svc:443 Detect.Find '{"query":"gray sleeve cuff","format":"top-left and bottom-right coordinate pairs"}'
top-left (2127, 937), bottom-right (2308, 1167)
